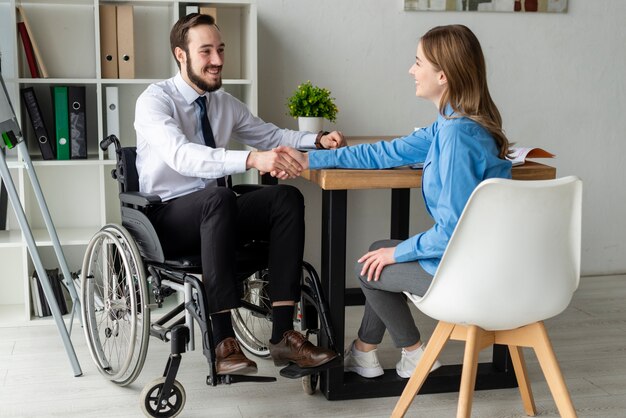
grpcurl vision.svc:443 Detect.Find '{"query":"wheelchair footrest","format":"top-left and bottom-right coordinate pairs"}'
top-left (207, 374), bottom-right (276, 386)
top-left (279, 356), bottom-right (343, 379)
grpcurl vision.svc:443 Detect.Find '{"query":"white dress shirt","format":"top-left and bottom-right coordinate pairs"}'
top-left (134, 73), bottom-right (316, 201)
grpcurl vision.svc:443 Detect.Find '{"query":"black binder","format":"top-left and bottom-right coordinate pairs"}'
top-left (20, 87), bottom-right (55, 160)
top-left (68, 85), bottom-right (87, 159)
top-left (33, 270), bottom-right (51, 317)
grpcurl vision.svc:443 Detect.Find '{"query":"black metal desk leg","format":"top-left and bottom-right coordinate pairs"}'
top-left (492, 344), bottom-right (514, 373)
top-left (319, 189), bottom-right (348, 399)
top-left (390, 188), bottom-right (411, 240)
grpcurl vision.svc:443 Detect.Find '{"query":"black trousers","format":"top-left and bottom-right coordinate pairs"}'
top-left (146, 184), bottom-right (305, 313)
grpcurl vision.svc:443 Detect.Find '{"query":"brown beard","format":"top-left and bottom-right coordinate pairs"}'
top-left (186, 52), bottom-right (222, 92)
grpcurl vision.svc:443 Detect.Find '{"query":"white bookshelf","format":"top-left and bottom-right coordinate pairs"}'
top-left (0, 0), bottom-right (258, 324)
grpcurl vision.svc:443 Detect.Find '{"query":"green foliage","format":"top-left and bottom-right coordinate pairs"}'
top-left (286, 81), bottom-right (338, 123)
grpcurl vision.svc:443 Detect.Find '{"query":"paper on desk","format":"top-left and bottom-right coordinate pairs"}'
top-left (507, 147), bottom-right (555, 166)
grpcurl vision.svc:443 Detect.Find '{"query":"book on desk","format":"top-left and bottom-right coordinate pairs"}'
top-left (408, 147), bottom-right (555, 169)
top-left (507, 147), bottom-right (555, 166)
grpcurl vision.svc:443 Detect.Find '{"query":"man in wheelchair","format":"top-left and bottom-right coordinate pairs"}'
top-left (133, 13), bottom-right (344, 376)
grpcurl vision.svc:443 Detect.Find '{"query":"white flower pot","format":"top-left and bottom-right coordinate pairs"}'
top-left (298, 117), bottom-right (324, 133)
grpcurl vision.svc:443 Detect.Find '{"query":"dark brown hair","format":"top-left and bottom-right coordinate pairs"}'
top-left (169, 13), bottom-right (216, 69)
top-left (421, 25), bottom-right (510, 158)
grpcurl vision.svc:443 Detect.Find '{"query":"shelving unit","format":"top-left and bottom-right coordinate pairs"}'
top-left (0, 0), bottom-right (258, 325)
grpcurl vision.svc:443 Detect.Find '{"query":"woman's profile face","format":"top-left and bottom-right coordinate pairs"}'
top-left (408, 42), bottom-right (446, 105)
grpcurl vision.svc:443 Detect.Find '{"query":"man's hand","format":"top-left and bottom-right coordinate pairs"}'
top-left (320, 131), bottom-right (346, 149)
top-left (246, 149), bottom-right (303, 180)
top-left (357, 246), bottom-right (397, 282)
top-left (275, 146), bottom-right (309, 170)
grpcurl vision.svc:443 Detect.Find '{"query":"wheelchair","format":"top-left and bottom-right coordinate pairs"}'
top-left (80, 135), bottom-right (340, 417)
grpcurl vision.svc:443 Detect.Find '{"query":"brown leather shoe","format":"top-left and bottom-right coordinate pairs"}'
top-left (215, 337), bottom-right (258, 375)
top-left (269, 330), bottom-right (338, 368)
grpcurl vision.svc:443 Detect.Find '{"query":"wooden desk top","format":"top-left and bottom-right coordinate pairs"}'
top-left (301, 136), bottom-right (556, 190)
top-left (301, 161), bottom-right (557, 191)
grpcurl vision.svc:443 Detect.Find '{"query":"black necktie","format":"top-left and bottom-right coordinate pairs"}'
top-left (195, 96), bottom-right (226, 187)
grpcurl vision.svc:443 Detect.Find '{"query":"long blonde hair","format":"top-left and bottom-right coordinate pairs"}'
top-left (421, 25), bottom-right (510, 158)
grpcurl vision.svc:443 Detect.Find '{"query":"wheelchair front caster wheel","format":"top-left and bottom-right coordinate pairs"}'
top-left (140, 377), bottom-right (186, 417)
top-left (302, 373), bottom-right (319, 395)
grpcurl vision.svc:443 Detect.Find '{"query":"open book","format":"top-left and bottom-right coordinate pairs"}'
top-left (408, 146), bottom-right (554, 169)
top-left (507, 147), bottom-right (555, 166)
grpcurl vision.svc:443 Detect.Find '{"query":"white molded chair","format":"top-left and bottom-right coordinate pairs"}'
top-left (391, 176), bottom-right (582, 418)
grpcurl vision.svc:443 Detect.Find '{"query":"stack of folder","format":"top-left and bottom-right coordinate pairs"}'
top-left (30, 268), bottom-right (70, 318)
top-left (21, 86), bottom-right (88, 160)
top-left (100, 5), bottom-right (135, 79)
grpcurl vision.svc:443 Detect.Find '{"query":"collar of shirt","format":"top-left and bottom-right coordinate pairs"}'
top-left (174, 72), bottom-right (209, 107)
top-left (437, 103), bottom-right (457, 123)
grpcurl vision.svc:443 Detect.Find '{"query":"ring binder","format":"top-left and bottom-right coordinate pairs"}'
top-left (68, 86), bottom-right (87, 159)
top-left (21, 87), bottom-right (55, 160)
top-left (116, 5), bottom-right (135, 79)
top-left (105, 86), bottom-right (119, 160)
top-left (52, 86), bottom-right (70, 160)
top-left (99, 4), bottom-right (118, 79)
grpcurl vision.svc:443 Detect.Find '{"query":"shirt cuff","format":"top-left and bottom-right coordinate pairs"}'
top-left (299, 133), bottom-right (317, 149)
top-left (308, 149), bottom-right (335, 169)
top-left (394, 238), bottom-right (416, 263)
top-left (224, 150), bottom-right (251, 174)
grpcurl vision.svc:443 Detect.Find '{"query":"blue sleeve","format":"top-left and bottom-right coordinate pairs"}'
top-left (394, 124), bottom-right (488, 263)
top-left (308, 125), bottom-right (434, 169)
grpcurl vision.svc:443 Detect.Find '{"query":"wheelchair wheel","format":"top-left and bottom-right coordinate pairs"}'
top-left (81, 224), bottom-right (150, 386)
top-left (232, 269), bottom-right (272, 357)
top-left (140, 377), bottom-right (186, 418)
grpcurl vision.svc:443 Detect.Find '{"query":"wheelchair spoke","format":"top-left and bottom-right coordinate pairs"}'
top-left (81, 225), bottom-right (150, 386)
top-left (232, 272), bottom-right (273, 357)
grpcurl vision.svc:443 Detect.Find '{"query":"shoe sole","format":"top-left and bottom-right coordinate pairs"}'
top-left (396, 360), bottom-right (442, 379)
top-left (345, 365), bottom-right (384, 379)
top-left (274, 353), bottom-right (339, 369)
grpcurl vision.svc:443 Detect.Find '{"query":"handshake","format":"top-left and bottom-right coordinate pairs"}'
top-left (246, 131), bottom-right (345, 180)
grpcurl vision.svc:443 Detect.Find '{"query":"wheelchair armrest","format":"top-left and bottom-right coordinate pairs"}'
top-left (119, 191), bottom-right (162, 207)
top-left (231, 184), bottom-right (270, 195)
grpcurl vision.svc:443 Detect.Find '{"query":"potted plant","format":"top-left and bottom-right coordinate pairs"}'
top-left (287, 81), bottom-right (338, 132)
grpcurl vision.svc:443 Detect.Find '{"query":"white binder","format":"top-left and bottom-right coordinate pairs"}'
top-left (105, 86), bottom-right (120, 160)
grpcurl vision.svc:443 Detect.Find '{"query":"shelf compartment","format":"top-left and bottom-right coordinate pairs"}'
top-left (16, 2), bottom-right (97, 79)
top-left (21, 164), bottom-right (103, 230)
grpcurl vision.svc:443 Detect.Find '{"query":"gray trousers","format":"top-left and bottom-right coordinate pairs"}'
top-left (355, 240), bottom-right (433, 348)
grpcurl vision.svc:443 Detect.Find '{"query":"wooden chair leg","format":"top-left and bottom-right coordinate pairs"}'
top-left (391, 321), bottom-right (455, 418)
top-left (508, 344), bottom-right (537, 416)
top-left (529, 322), bottom-right (578, 418)
top-left (457, 325), bottom-right (482, 418)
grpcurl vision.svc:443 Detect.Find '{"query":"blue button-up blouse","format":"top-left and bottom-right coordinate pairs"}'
top-left (308, 107), bottom-right (512, 275)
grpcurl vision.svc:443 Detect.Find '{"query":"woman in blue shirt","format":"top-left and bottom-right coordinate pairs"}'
top-left (280, 25), bottom-right (512, 378)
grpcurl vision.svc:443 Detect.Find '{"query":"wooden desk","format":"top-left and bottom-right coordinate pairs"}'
top-left (302, 161), bottom-right (556, 190)
top-left (301, 160), bottom-right (556, 400)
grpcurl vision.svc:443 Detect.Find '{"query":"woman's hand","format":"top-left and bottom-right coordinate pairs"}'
top-left (358, 246), bottom-right (396, 281)
top-left (263, 146), bottom-right (309, 177)
top-left (246, 149), bottom-right (303, 179)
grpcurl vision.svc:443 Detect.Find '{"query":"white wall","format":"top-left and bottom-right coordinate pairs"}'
top-left (256, 0), bottom-right (626, 278)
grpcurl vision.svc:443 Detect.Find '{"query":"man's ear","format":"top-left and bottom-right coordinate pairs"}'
top-left (174, 47), bottom-right (186, 67)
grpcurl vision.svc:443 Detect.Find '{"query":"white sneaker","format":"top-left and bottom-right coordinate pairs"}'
top-left (396, 345), bottom-right (442, 378)
top-left (344, 341), bottom-right (384, 378)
